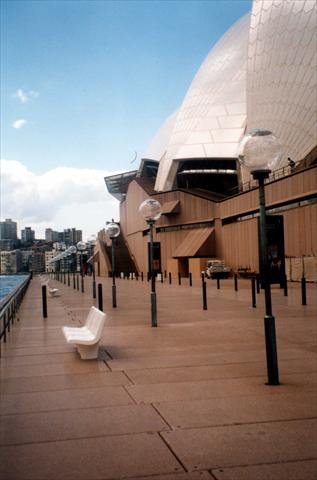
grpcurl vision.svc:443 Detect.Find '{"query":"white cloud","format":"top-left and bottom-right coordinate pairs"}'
top-left (13, 88), bottom-right (39, 104)
top-left (0, 160), bottom-right (121, 240)
top-left (12, 119), bottom-right (27, 129)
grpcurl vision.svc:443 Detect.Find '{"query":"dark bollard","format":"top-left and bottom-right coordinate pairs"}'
top-left (92, 281), bottom-right (96, 299)
top-left (164, 270), bottom-right (167, 278)
top-left (141, 272), bottom-right (144, 282)
top-left (251, 277), bottom-right (256, 308)
top-left (178, 272), bottom-right (181, 286)
top-left (63, 272), bottom-right (66, 285)
top-left (161, 272), bottom-right (163, 283)
top-left (98, 283), bottom-right (103, 311)
top-left (234, 273), bottom-right (238, 291)
top-left (301, 277), bottom-right (307, 305)
top-left (73, 273), bottom-right (76, 289)
top-left (283, 274), bottom-right (288, 297)
top-left (169, 272), bottom-right (172, 284)
top-left (202, 280), bottom-right (207, 310)
top-left (217, 278), bottom-right (220, 289)
top-left (189, 272), bottom-right (192, 287)
top-left (201, 272), bottom-right (205, 282)
top-left (67, 273), bottom-right (70, 287)
top-left (256, 274), bottom-right (261, 294)
top-left (76, 275), bottom-right (79, 290)
top-left (42, 285), bottom-right (47, 319)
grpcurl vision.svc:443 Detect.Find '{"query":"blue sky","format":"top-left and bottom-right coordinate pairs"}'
top-left (1, 0), bottom-right (252, 238)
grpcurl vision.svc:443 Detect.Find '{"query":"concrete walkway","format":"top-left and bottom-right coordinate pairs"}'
top-left (0, 274), bottom-right (316, 480)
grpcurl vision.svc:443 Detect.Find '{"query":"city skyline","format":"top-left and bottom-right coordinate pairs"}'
top-left (0, 0), bottom-right (252, 239)
top-left (0, 218), bottom-right (83, 242)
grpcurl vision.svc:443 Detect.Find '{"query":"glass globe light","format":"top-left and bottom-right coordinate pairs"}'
top-left (105, 222), bottom-right (120, 239)
top-left (238, 129), bottom-right (283, 173)
top-left (139, 199), bottom-right (162, 223)
top-left (69, 245), bottom-right (77, 254)
top-left (76, 241), bottom-right (86, 251)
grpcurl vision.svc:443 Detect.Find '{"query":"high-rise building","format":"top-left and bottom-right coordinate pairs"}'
top-left (21, 227), bottom-right (35, 243)
top-left (45, 228), bottom-right (82, 245)
top-left (45, 228), bottom-right (59, 242)
top-left (63, 228), bottom-right (82, 245)
top-left (0, 219), bottom-right (18, 241)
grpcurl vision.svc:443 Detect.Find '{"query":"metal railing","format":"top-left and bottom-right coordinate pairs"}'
top-left (0, 274), bottom-right (31, 356)
top-left (228, 160), bottom-right (304, 197)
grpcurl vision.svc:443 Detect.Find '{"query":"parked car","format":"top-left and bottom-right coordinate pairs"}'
top-left (205, 259), bottom-right (230, 279)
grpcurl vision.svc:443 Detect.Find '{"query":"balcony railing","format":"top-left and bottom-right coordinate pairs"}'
top-left (228, 160), bottom-right (306, 197)
top-left (0, 274), bottom-right (31, 356)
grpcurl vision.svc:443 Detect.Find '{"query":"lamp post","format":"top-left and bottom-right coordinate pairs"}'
top-left (76, 241), bottom-right (87, 293)
top-left (139, 198), bottom-right (162, 327)
top-left (105, 222), bottom-right (120, 308)
top-left (239, 128), bottom-right (282, 386)
top-left (68, 245), bottom-right (77, 288)
top-left (87, 235), bottom-right (97, 299)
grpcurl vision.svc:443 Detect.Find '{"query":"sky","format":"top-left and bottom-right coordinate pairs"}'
top-left (0, 0), bottom-right (252, 240)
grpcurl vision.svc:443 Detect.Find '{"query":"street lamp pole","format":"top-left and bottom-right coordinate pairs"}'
top-left (105, 222), bottom-right (121, 308)
top-left (76, 241), bottom-right (87, 293)
top-left (139, 199), bottom-right (162, 327)
top-left (239, 129), bottom-right (281, 386)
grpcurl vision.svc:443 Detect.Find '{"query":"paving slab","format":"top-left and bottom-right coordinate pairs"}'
top-left (126, 372), bottom-right (317, 404)
top-left (1, 370), bottom-right (130, 394)
top-left (107, 348), bottom-right (316, 371)
top-left (0, 356), bottom-right (109, 378)
top-left (155, 392), bottom-right (317, 429)
top-left (0, 404), bottom-right (170, 445)
top-left (211, 459), bottom-right (317, 480)
top-left (126, 357), bottom-right (317, 384)
top-left (0, 385), bottom-right (133, 415)
top-left (0, 433), bottom-right (183, 480)
top-left (0, 276), bottom-right (316, 480)
top-left (161, 419), bottom-right (317, 471)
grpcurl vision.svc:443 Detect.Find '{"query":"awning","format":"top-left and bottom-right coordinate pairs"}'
top-left (173, 227), bottom-right (214, 258)
top-left (161, 200), bottom-right (180, 215)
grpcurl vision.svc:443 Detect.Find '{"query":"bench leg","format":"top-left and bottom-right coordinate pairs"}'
top-left (76, 343), bottom-right (99, 359)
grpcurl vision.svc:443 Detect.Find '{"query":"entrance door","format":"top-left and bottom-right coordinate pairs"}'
top-left (258, 215), bottom-right (286, 286)
top-left (178, 258), bottom-right (189, 277)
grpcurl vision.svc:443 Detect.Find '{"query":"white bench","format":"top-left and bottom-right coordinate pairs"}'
top-left (41, 279), bottom-right (60, 297)
top-left (62, 306), bottom-right (106, 359)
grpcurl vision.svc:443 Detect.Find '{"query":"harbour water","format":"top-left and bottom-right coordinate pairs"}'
top-left (0, 275), bottom-right (29, 302)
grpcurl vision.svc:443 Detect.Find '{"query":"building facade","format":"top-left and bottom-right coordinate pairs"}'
top-left (0, 250), bottom-right (22, 274)
top-left (97, 0), bottom-right (317, 282)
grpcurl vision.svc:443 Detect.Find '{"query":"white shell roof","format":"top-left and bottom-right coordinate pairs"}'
top-left (247, 0), bottom-right (317, 166)
top-left (146, 0), bottom-right (317, 193)
top-left (155, 13), bottom-right (250, 192)
top-left (143, 110), bottom-right (178, 161)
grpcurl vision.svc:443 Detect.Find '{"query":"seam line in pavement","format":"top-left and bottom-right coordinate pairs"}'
top-left (151, 403), bottom-right (173, 431)
top-left (156, 416), bottom-right (317, 432)
top-left (0, 429), bottom-right (175, 448)
top-left (209, 457), bottom-right (317, 472)
top-left (158, 431), bottom-right (188, 473)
